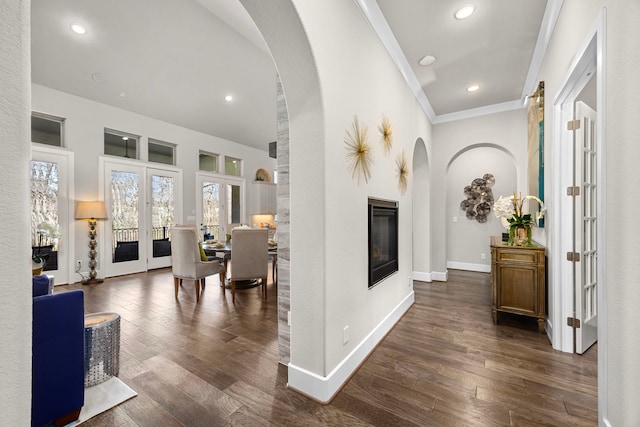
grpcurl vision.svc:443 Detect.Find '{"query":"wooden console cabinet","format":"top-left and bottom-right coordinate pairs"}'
top-left (490, 236), bottom-right (546, 332)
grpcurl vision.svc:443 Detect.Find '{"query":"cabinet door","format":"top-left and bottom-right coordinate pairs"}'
top-left (496, 264), bottom-right (538, 315)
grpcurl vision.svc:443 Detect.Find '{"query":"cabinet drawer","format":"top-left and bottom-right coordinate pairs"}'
top-left (495, 249), bottom-right (542, 264)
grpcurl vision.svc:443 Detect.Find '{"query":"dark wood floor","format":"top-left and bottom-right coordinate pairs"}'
top-left (59, 269), bottom-right (597, 426)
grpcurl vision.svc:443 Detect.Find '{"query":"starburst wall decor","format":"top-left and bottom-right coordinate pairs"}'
top-left (396, 150), bottom-right (409, 194)
top-left (378, 115), bottom-right (393, 155)
top-left (344, 116), bottom-right (373, 184)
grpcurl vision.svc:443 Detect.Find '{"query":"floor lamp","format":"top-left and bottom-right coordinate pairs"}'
top-left (75, 201), bottom-right (109, 285)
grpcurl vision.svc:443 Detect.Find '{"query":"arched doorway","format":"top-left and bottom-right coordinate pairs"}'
top-left (412, 138), bottom-right (431, 281)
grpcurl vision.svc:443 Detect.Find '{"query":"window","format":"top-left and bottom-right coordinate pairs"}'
top-left (31, 160), bottom-right (60, 271)
top-left (104, 129), bottom-right (138, 159)
top-left (225, 156), bottom-right (242, 176)
top-left (31, 112), bottom-right (64, 147)
top-left (199, 151), bottom-right (218, 173)
top-left (148, 139), bottom-right (175, 165)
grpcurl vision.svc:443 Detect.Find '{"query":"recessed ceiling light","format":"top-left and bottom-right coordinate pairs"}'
top-left (70, 24), bottom-right (87, 35)
top-left (454, 5), bottom-right (475, 20)
top-left (122, 137), bottom-right (129, 141)
top-left (418, 55), bottom-right (436, 66)
top-left (466, 85), bottom-right (480, 92)
top-left (225, 95), bottom-right (233, 102)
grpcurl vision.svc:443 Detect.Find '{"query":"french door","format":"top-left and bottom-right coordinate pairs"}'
top-left (101, 158), bottom-right (182, 277)
top-left (573, 101), bottom-right (598, 354)
top-left (196, 172), bottom-right (245, 242)
top-left (31, 147), bottom-right (73, 284)
top-left (148, 168), bottom-right (181, 269)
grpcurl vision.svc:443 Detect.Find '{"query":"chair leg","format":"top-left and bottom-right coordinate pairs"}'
top-left (231, 280), bottom-right (236, 303)
top-left (174, 277), bottom-right (179, 299)
top-left (263, 277), bottom-right (267, 299)
top-left (201, 277), bottom-right (206, 289)
top-left (194, 280), bottom-right (200, 302)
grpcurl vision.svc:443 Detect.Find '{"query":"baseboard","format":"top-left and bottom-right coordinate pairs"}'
top-left (447, 261), bottom-right (491, 273)
top-left (287, 291), bottom-right (415, 403)
top-left (413, 270), bottom-right (448, 282)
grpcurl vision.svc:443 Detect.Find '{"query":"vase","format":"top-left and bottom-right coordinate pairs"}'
top-left (510, 225), bottom-right (532, 246)
top-left (32, 260), bottom-right (45, 275)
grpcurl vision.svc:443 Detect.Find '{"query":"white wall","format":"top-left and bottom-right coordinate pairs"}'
top-left (297, 0), bottom-right (432, 375)
top-left (242, 0), bottom-right (432, 400)
top-left (537, 1), bottom-right (640, 424)
top-left (32, 84), bottom-right (275, 281)
top-left (0, 1), bottom-right (32, 422)
top-left (432, 109), bottom-right (528, 272)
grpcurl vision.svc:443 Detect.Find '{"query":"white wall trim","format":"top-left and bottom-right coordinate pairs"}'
top-left (433, 100), bottom-right (524, 124)
top-left (431, 270), bottom-right (448, 282)
top-left (354, 0), bottom-right (436, 122)
top-left (287, 291), bottom-right (415, 403)
top-left (446, 261), bottom-right (491, 273)
top-left (412, 271), bottom-right (432, 283)
top-left (521, 0), bottom-right (565, 99)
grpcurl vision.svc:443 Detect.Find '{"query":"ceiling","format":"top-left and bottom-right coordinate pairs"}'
top-left (31, 0), bottom-right (553, 151)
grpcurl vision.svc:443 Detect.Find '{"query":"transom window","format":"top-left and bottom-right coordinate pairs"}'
top-left (199, 151), bottom-right (218, 173)
top-left (104, 129), bottom-right (139, 159)
top-left (31, 112), bottom-right (64, 147)
top-left (148, 138), bottom-right (175, 165)
top-left (225, 156), bottom-right (242, 176)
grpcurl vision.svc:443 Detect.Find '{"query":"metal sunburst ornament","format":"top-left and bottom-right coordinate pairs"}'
top-left (378, 115), bottom-right (393, 155)
top-left (396, 150), bottom-right (409, 194)
top-left (345, 116), bottom-right (373, 184)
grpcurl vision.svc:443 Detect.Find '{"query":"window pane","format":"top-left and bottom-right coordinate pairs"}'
top-left (199, 153), bottom-right (217, 172)
top-left (105, 131), bottom-right (137, 159)
top-left (202, 181), bottom-right (221, 240)
top-left (32, 114), bottom-right (62, 146)
top-left (149, 140), bottom-right (175, 165)
top-left (31, 160), bottom-right (60, 271)
top-left (227, 184), bottom-right (241, 224)
top-left (151, 175), bottom-right (174, 257)
top-left (225, 157), bottom-right (241, 176)
top-left (111, 171), bottom-right (140, 262)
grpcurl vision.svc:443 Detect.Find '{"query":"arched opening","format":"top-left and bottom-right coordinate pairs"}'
top-left (412, 138), bottom-right (431, 281)
top-left (445, 144), bottom-right (517, 272)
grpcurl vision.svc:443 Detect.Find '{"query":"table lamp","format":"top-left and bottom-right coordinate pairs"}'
top-left (75, 201), bottom-right (109, 284)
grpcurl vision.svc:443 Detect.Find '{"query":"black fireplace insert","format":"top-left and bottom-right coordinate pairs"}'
top-left (368, 198), bottom-right (398, 288)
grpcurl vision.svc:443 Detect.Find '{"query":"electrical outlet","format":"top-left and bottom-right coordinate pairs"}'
top-left (481, 253), bottom-right (486, 260)
top-left (76, 260), bottom-right (82, 271)
top-left (343, 325), bottom-right (349, 345)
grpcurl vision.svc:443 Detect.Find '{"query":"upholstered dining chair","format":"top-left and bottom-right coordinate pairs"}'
top-left (170, 226), bottom-right (225, 302)
top-left (228, 228), bottom-right (269, 303)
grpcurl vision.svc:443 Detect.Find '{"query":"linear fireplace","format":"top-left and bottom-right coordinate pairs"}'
top-left (368, 198), bottom-right (399, 288)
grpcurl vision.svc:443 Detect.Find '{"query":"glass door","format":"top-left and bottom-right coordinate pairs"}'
top-left (196, 172), bottom-right (245, 242)
top-left (103, 160), bottom-right (147, 277)
top-left (147, 168), bottom-right (181, 270)
top-left (31, 148), bottom-right (73, 284)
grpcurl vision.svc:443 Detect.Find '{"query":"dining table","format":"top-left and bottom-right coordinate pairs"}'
top-left (202, 241), bottom-right (278, 287)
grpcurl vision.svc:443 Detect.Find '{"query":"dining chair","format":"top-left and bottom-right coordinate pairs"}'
top-left (228, 228), bottom-right (269, 303)
top-left (170, 226), bottom-right (225, 302)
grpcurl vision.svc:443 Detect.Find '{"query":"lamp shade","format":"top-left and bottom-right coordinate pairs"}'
top-left (75, 201), bottom-right (108, 220)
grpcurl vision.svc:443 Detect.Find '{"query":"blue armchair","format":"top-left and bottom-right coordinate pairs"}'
top-left (32, 287), bottom-right (85, 427)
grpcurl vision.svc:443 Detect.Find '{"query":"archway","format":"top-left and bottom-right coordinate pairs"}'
top-left (239, 0), bottom-right (325, 380)
top-left (412, 138), bottom-right (431, 281)
top-left (445, 144), bottom-right (518, 272)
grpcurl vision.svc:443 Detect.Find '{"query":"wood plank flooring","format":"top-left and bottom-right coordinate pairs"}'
top-left (58, 269), bottom-right (597, 426)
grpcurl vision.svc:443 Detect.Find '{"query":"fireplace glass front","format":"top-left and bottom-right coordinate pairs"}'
top-left (368, 198), bottom-right (398, 288)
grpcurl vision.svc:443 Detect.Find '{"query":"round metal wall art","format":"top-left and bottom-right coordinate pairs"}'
top-left (460, 173), bottom-right (495, 223)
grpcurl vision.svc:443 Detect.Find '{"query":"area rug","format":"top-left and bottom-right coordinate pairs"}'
top-left (66, 377), bottom-right (137, 426)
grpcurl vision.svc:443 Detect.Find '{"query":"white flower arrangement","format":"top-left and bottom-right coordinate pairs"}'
top-left (493, 193), bottom-right (546, 245)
